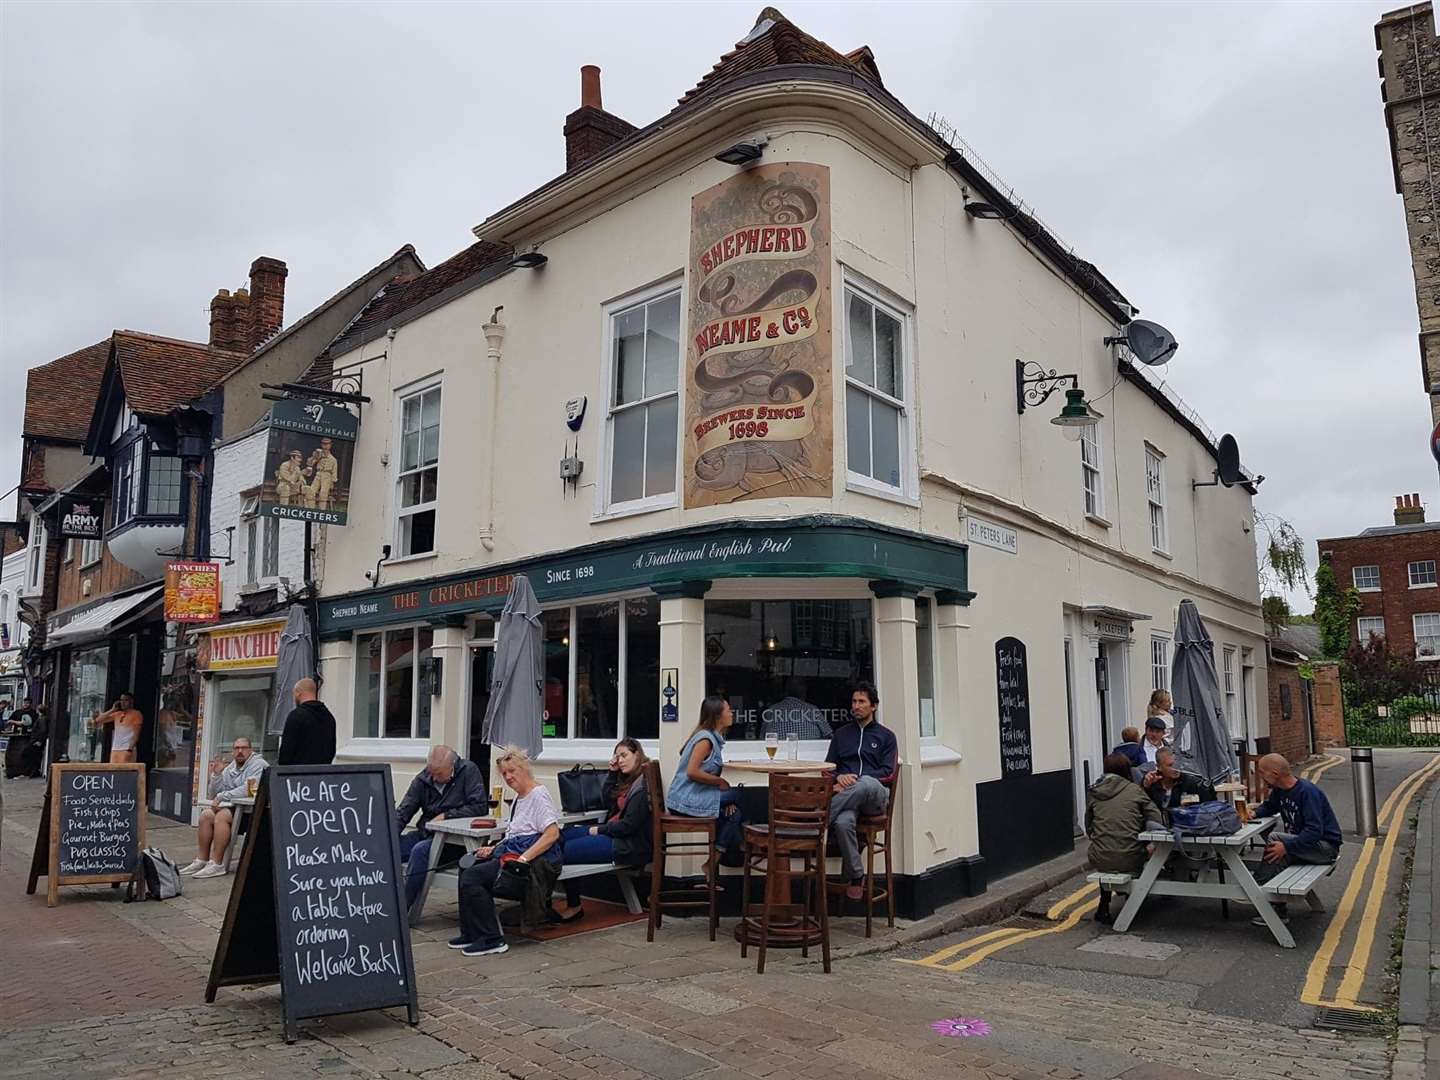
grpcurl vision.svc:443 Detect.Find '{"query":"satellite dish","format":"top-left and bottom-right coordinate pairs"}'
top-left (1121, 319), bottom-right (1178, 366)
top-left (1216, 433), bottom-right (1243, 487)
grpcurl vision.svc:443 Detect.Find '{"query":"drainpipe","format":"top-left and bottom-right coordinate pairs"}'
top-left (479, 309), bottom-right (505, 553)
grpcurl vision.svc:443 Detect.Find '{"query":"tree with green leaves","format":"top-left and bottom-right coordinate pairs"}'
top-left (1254, 510), bottom-right (1308, 634)
top-left (1313, 559), bottom-right (1361, 658)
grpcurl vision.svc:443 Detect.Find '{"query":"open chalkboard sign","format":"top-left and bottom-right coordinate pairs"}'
top-left (206, 764), bottom-right (419, 1042)
top-left (26, 763), bottom-right (146, 906)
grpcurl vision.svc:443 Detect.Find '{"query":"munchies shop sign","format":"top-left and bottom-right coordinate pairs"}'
top-left (684, 162), bottom-right (833, 508)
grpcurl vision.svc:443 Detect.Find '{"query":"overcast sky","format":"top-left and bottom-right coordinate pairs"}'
top-left (0, 0), bottom-right (1427, 610)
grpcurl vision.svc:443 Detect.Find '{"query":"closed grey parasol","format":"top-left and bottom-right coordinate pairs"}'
top-left (481, 574), bottom-right (544, 759)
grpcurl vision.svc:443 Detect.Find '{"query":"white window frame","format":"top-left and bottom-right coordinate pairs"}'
top-left (1145, 446), bottom-right (1168, 554)
top-left (1353, 565), bottom-right (1381, 592)
top-left (21, 520), bottom-right (46, 598)
top-left (393, 378), bottom-right (442, 559)
top-left (596, 278), bottom-right (683, 520)
top-left (1356, 616), bottom-right (1385, 642)
top-left (1410, 560), bottom-right (1438, 589)
top-left (80, 536), bottom-right (102, 568)
top-left (1080, 423), bottom-right (1105, 520)
top-left (1222, 646), bottom-right (1237, 730)
top-left (916, 595), bottom-right (939, 741)
top-left (349, 622), bottom-right (434, 745)
top-left (1150, 634), bottom-right (1169, 692)
top-left (240, 496), bottom-right (280, 588)
top-left (842, 274), bottom-right (917, 504)
top-left (1415, 613), bottom-right (1440, 660)
top-left (63, 538), bottom-right (74, 564)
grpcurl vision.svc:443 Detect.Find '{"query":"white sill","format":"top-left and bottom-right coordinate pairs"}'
top-left (591, 497), bottom-right (677, 524)
top-left (533, 739), bottom-right (662, 765)
top-left (1085, 513), bottom-right (1112, 528)
top-left (1409, 582), bottom-right (1438, 590)
top-left (920, 742), bottom-right (963, 766)
top-left (80, 560), bottom-right (102, 571)
top-left (384, 551), bottom-right (438, 568)
top-left (337, 737), bottom-right (431, 762)
top-left (846, 474), bottom-right (920, 508)
top-left (1152, 548), bottom-right (1172, 561)
top-left (1355, 587), bottom-right (1382, 593)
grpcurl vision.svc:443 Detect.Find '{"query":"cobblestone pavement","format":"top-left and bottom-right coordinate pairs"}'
top-left (0, 774), bottom-right (1398, 1079)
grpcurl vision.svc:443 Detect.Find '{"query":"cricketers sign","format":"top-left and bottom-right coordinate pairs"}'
top-left (259, 399), bottom-right (358, 526)
top-left (684, 163), bottom-right (832, 507)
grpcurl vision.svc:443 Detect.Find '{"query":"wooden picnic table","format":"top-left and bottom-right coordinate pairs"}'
top-left (1111, 815), bottom-right (1299, 948)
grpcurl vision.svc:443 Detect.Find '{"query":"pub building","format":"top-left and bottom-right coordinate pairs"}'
top-left (309, 9), bottom-right (1268, 912)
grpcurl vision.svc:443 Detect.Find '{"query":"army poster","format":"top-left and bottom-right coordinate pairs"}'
top-left (683, 162), bottom-right (832, 507)
top-left (259, 399), bottom-right (357, 526)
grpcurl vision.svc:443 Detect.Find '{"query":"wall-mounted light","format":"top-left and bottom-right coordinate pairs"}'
top-left (963, 200), bottom-right (1006, 220)
top-left (715, 139), bottom-right (767, 165)
top-left (1015, 359), bottom-right (1101, 441)
top-left (764, 630), bottom-right (778, 652)
top-left (510, 252), bottom-right (548, 270)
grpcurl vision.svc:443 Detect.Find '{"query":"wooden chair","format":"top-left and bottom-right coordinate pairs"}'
top-left (824, 771), bottom-right (899, 937)
top-left (739, 772), bottom-right (832, 974)
top-left (644, 759), bottom-right (719, 942)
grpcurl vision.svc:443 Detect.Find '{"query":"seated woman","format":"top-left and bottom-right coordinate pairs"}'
top-left (665, 696), bottom-right (744, 871)
top-left (1086, 752), bottom-right (1163, 924)
top-left (451, 746), bottom-right (561, 958)
top-left (552, 738), bottom-right (653, 922)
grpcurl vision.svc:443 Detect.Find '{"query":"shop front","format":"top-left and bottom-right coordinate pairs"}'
top-left (318, 516), bottom-right (984, 914)
top-left (192, 616), bottom-right (288, 821)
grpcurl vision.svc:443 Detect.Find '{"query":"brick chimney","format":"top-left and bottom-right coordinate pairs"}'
top-left (563, 65), bottom-right (636, 171)
top-left (1396, 492), bottom-right (1427, 526)
top-left (208, 257), bottom-right (288, 352)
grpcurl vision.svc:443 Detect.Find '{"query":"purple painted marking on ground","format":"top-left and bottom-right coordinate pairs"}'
top-left (930, 1017), bottom-right (992, 1038)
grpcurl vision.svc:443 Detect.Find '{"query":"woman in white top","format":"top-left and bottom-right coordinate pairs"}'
top-left (1147, 690), bottom-right (1174, 739)
top-left (451, 746), bottom-right (561, 957)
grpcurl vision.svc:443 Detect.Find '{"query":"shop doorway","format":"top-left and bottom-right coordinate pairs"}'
top-left (468, 645), bottom-right (494, 794)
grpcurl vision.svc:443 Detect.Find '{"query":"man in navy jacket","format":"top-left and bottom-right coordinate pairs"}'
top-left (1252, 753), bottom-right (1342, 919)
top-left (824, 682), bottom-right (898, 901)
top-left (396, 745), bottom-right (490, 906)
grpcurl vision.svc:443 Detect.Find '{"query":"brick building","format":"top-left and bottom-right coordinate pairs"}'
top-left (1376, 2), bottom-right (1440, 424)
top-left (1317, 493), bottom-right (1440, 659)
top-left (1266, 623), bottom-right (1345, 763)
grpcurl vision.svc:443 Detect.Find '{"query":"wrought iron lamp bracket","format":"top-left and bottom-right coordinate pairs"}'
top-left (1015, 358), bottom-right (1080, 415)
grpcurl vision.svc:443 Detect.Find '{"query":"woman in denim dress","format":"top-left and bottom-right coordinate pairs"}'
top-left (666, 696), bottom-right (744, 867)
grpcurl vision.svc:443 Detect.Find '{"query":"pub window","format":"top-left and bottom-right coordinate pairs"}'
top-left (1151, 635), bottom-right (1169, 692)
top-left (916, 596), bottom-right (937, 738)
top-left (1222, 645), bottom-right (1237, 730)
top-left (540, 598), bottom-right (661, 741)
top-left (352, 625), bottom-right (434, 740)
top-left (1081, 424), bottom-right (1104, 519)
top-left (395, 383), bottom-right (441, 557)
top-left (704, 598), bottom-right (874, 743)
top-left (603, 283), bottom-right (681, 513)
top-left (844, 283), bottom-right (911, 495)
top-left (1145, 446), bottom-right (1167, 554)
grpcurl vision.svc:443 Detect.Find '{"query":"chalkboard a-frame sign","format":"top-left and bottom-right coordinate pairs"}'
top-left (995, 636), bottom-right (1033, 778)
top-left (26, 763), bottom-right (146, 906)
top-left (206, 764), bottom-right (419, 1042)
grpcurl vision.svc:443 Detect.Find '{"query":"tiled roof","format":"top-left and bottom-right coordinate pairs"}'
top-left (676, 8), bottom-right (882, 106)
top-left (1357, 521), bottom-right (1440, 537)
top-left (1271, 623), bottom-right (1321, 659)
top-left (112, 331), bottom-right (247, 416)
top-left (24, 340), bottom-right (111, 443)
top-left (319, 240), bottom-right (512, 366)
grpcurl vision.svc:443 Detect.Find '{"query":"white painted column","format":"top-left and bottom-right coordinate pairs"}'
top-left (656, 583), bottom-right (709, 767)
top-left (933, 594), bottom-right (976, 857)
top-left (318, 634), bottom-right (355, 748)
top-left (872, 584), bottom-right (922, 875)
top-left (429, 618), bottom-right (469, 752)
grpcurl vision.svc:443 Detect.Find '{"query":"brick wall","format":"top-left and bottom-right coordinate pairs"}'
top-left (1268, 661), bottom-right (1309, 763)
top-left (1319, 526), bottom-right (1440, 658)
top-left (54, 537), bottom-right (145, 612)
top-left (1311, 661), bottom-right (1345, 750)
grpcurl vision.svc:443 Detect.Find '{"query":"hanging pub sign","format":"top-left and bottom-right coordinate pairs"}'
top-left (683, 162), bottom-right (833, 507)
top-left (259, 399), bottom-right (358, 526)
top-left (57, 495), bottom-right (105, 541)
top-left (165, 561), bottom-right (221, 623)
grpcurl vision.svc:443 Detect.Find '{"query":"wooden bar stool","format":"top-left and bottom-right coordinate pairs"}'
top-left (854, 772), bottom-right (898, 937)
top-left (643, 760), bottom-right (719, 942)
top-left (739, 772), bottom-right (832, 974)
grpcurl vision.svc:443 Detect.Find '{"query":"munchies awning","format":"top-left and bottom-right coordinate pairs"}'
top-left (47, 585), bottom-right (164, 647)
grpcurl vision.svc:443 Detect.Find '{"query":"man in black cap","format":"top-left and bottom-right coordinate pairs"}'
top-left (1140, 715), bottom-right (1169, 765)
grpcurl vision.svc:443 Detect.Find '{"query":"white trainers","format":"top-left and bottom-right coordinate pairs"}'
top-left (178, 858), bottom-right (209, 875)
top-left (192, 862), bottom-right (228, 879)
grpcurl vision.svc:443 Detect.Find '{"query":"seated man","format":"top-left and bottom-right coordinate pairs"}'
top-left (824, 682), bottom-right (898, 903)
top-left (397, 744), bottom-right (489, 908)
top-left (1142, 747), bottom-right (1217, 814)
top-left (1140, 716), bottom-right (1169, 764)
top-left (1111, 727), bottom-right (1145, 769)
top-left (1087, 753), bottom-right (1164, 924)
top-left (1250, 752), bottom-right (1343, 923)
top-left (183, 736), bottom-right (268, 878)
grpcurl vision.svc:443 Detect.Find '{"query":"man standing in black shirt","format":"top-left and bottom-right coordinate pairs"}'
top-left (277, 678), bottom-right (336, 766)
top-left (824, 682), bottom-right (897, 902)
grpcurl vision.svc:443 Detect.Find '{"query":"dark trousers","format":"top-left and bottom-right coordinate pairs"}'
top-left (560, 824), bottom-right (614, 906)
top-left (399, 829), bottom-right (464, 907)
top-left (716, 789), bottom-right (744, 854)
top-left (458, 858), bottom-right (527, 946)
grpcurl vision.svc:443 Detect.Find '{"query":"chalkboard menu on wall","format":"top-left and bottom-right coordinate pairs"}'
top-left (206, 764), bottom-right (418, 1042)
top-left (26, 764), bottom-right (146, 906)
top-left (995, 637), bottom-right (1033, 777)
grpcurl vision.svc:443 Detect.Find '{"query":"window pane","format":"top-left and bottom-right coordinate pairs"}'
top-left (846, 293), bottom-right (874, 386)
top-left (421, 387), bottom-right (441, 431)
top-left (383, 629), bottom-right (416, 738)
top-left (915, 597), bottom-right (935, 738)
top-left (543, 609), bottom-right (570, 738)
top-left (614, 307), bottom-right (645, 406)
top-left (644, 397), bottom-right (678, 498)
top-left (263, 518), bottom-right (280, 578)
top-left (611, 406), bottom-right (645, 503)
top-left (400, 508), bottom-right (435, 556)
top-left (625, 597), bottom-right (661, 740)
top-left (402, 394), bottom-right (421, 437)
top-left (871, 399), bottom-right (901, 488)
top-left (846, 385), bottom-right (871, 478)
top-left (875, 308), bottom-right (900, 398)
top-left (644, 294), bottom-right (681, 398)
top-left (421, 423), bottom-right (440, 468)
top-left (415, 627), bottom-right (434, 739)
top-left (354, 634), bottom-right (381, 738)
top-left (145, 456), bottom-right (182, 516)
top-left (576, 603), bottom-right (620, 741)
top-left (704, 599), bottom-right (873, 743)
top-left (246, 519), bottom-right (258, 583)
top-left (401, 430), bottom-right (420, 473)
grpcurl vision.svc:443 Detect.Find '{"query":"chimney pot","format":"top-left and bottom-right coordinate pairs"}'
top-left (581, 65), bottom-right (602, 110)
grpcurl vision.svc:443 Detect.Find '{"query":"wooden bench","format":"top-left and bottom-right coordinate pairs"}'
top-left (1261, 862), bottom-right (1334, 910)
top-left (557, 862), bottom-right (644, 914)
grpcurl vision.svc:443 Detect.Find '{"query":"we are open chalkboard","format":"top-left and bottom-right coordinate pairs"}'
top-left (26, 763), bottom-right (145, 906)
top-left (996, 637), bottom-right (1033, 777)
top-left (206, 764), bottom-right (418, 1041)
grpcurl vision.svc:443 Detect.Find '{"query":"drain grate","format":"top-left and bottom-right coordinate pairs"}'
top-left (1313, 1006), bottom-right (1386, 1034)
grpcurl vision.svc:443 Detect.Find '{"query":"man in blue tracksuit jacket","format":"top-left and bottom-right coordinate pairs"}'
top-left (823, 681), bottom-right (898, 901)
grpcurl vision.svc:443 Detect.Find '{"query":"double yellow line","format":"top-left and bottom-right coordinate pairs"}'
top-left (1301, 755), bottom-right (1345, 784)
top-left (1300, 752), bottom-right (1440, 1011)
top-left (900, 882), bottom-right (1099, 973)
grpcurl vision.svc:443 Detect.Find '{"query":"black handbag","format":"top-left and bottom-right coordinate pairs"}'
top-left (557, 764), bottom-right (608, 813)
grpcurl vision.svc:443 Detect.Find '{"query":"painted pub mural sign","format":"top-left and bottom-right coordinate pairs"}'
top-left (684, 162), bottom-right (833, 507)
